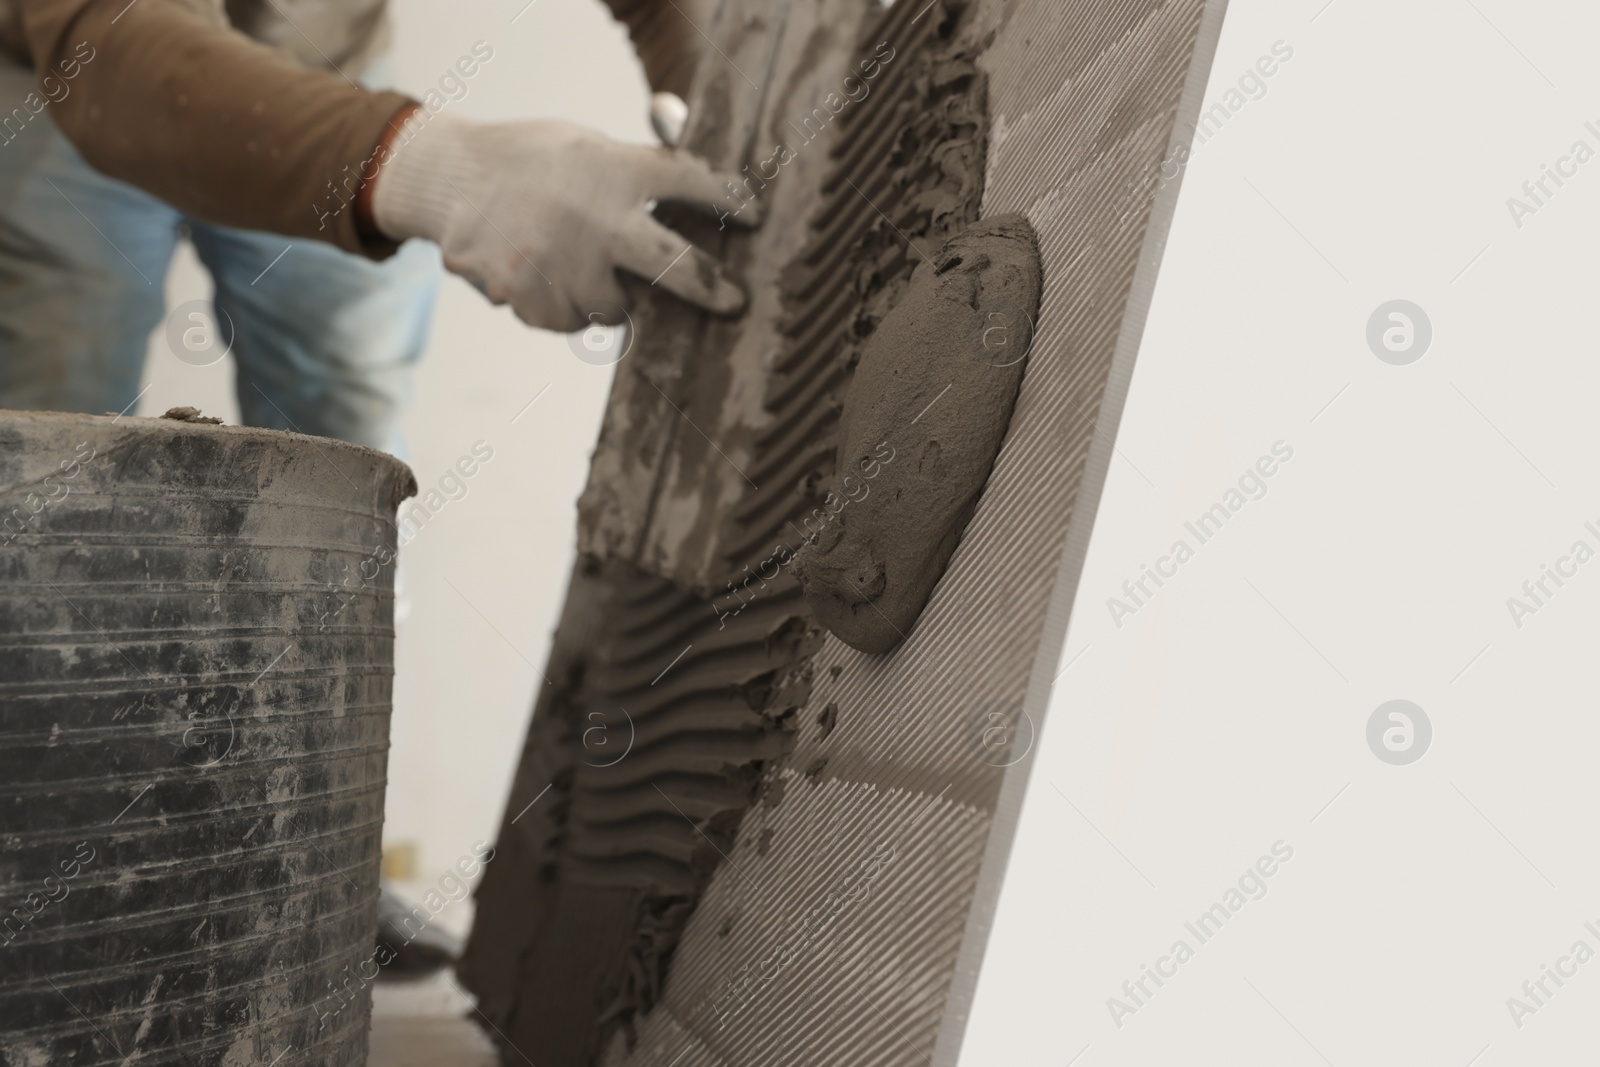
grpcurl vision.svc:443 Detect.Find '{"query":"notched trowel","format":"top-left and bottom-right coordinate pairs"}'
top-left (792, 212), bottom-right (1044, 653)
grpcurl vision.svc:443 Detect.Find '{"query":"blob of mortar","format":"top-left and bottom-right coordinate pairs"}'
top-left (792, 213), bottom-right (1044, 653)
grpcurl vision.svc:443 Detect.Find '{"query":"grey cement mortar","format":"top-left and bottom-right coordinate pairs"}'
top-left (792, 214), bottom-right (1042, 653)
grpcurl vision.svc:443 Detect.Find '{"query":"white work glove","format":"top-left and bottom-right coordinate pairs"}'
top-left (371, 111), bottom-right (754, 331)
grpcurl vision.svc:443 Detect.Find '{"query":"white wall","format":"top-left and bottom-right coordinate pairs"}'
top-left (137, 0), bottom-right (647, 911)
top-left (963, 0), bottom-right (1600, 1064)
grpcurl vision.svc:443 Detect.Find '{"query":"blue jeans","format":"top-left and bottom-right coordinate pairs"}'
top-left (0, 63), bottom-right (441, 453)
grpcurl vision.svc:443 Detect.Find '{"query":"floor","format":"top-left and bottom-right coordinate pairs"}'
top-left (370, 973), bottom-right (498, 1066)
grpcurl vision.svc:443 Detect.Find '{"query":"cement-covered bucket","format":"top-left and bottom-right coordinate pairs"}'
top-left (0, 410), bottom-right (416, 1066)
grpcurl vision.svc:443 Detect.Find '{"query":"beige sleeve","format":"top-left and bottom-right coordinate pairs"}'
top-left (17, 0), bottom-right (414, 257)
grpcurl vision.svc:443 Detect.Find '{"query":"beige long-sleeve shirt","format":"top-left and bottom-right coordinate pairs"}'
top-left (2, 0), bottom-right (412, 257)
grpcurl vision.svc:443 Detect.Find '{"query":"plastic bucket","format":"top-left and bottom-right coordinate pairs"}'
top-left (0, 410), bottom-right (415, 1066)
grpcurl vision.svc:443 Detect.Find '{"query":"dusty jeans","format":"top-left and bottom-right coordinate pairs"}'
top-left (0, 59), bottom-right (440, 453)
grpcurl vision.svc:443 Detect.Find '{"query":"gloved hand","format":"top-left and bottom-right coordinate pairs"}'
top-left (370, 109), bottom-right (752, 331)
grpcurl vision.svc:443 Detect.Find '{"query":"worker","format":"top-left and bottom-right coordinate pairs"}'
top-left (0, 0), bottom-right (744, 974)
top-left (0, 0), bottom-right (745, 454)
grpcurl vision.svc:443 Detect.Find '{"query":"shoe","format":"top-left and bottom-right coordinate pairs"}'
top-left (376, 884), bottom-right (462, 980)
